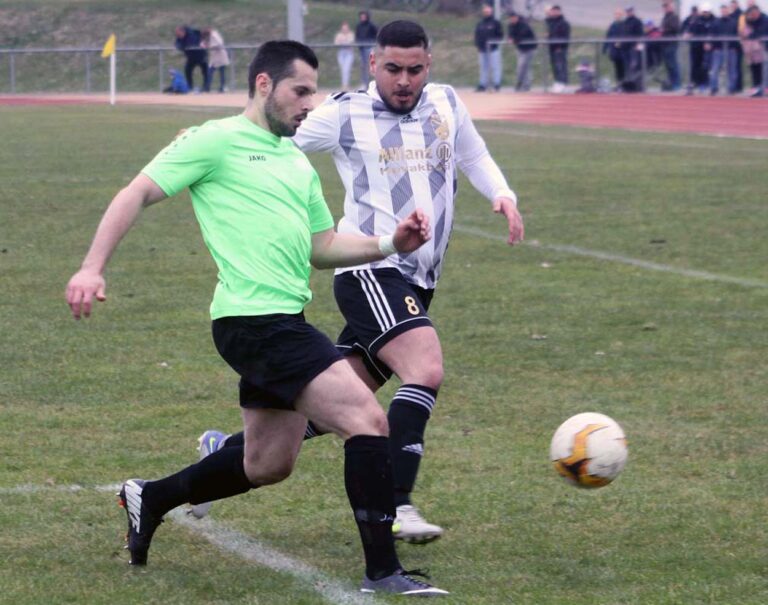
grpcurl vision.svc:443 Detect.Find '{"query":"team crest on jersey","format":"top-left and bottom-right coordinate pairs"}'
top-left (429, 112), bottom-right (450, 141)
top-left (435, 142), bottom-right (452, 173)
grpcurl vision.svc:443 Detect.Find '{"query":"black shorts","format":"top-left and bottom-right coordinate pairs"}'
top-left (212, 313), bottom-right (343, 410)
top-left (333, 268), bottom-right (434, 385)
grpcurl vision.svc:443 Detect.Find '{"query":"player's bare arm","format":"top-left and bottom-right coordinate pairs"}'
top-left (310, 208), bottom-right (431, 269)
top-left (66, 174), bottom-right (167, 320)
top-left (493, 196), bottom-right (525, 245)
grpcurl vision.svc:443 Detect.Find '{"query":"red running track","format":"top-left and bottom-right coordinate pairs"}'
top-left (2, 92), bottom-right (768, 139)
top-left (477, 93), bottom-right (768, 139)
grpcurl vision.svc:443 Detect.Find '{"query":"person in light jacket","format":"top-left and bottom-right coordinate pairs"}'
top-left (201, 28), bottom-right (230, 93)
top-left (334, 21), bottom-right (355, 90)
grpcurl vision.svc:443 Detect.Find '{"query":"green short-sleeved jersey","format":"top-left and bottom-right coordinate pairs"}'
top-left (141, 115), bottom-right (335, 319)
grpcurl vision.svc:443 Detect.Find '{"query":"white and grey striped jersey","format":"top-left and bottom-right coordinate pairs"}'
top-left (293, 82), bottom-right (516, 289)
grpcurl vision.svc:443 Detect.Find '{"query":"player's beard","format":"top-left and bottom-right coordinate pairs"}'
top-left (264, 92), bottom-right (297, 137)
top-left (380, 86), bottom-right (425, 115)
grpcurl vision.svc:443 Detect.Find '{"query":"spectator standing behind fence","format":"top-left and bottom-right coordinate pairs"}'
top-left (604, 8), bottom-right (626, 90)
top-left (201, 28), bottom-right (229, 93)
top-left (729, 0), bottom-right (744, 90)
top-left (545, 4), bottom-right (571, 91)
top-left (745, 3), bottom-right (768, 96)
top-left (175, 25), bottom-right (209, 93)
top-left (688, 3), bottom-right (718, 94)
top-left (474, 4), bottom-right (503, 91)
top-left (507, 11), bottom-right (537, 91)
top-left (334, 21), bottom-right (355, 90)
top-left (355, 11), bottom-right (377, 88)
top-left (660, 1), bottom-right (682, 90)
top-left (709, 3), bottom-right (739, 94)
top-left (738, 3), bottom-right (764, 94)
top-left (681, 5), bottom-right (701, 90)
top-left (621, 6), bottom-right (644, 92)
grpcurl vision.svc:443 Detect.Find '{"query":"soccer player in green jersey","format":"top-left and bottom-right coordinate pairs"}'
top-left (65, 40), bottom-right (447, 596)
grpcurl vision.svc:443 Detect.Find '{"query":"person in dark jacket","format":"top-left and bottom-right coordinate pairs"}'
top-left (661, 1), bottom-right (682, 90)
top-left (355, 11), bottom-right (378, 88)
top-left (622, 6), bottom-right (645, 92)
top-left (175, 25), bottom-right (209, 92)
top-left (729, 0), bottom-right (744, 90)
top-left (545, 4), bottom-right (571, 89)
top-left (688, 3), bottom-right (718, 93)
top-left (709, 3), bottom-right (740, 94)
top-left (508, 11), bottom-right (538, 91)
top-left (475, 4), bottom-right (504, 91)
top-left (604, 8), bottom-right (626, 89)
top-left (682, 5), bottom-right (703, 91)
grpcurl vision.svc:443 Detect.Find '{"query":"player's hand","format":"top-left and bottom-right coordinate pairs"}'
top-left (66, 270), bottom-right (106, 320)
top-left (393, 209), bottom-right (431, 253)
top-left (493, 196), bottom-right (524, 245)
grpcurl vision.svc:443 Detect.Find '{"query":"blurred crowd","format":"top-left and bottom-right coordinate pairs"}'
top-left (165, 3), bottom-right (768, 98)
top-left (603, 1), bottom-right (768, 96)
top-left (474, 1), bottom-right (768, 96)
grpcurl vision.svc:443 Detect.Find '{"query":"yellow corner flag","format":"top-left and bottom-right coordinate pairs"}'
top-left (101, 34), bottom-right (116, 58)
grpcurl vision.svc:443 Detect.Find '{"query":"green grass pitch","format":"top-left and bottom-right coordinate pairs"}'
top-left (1, 103), bottom-right (767, 604)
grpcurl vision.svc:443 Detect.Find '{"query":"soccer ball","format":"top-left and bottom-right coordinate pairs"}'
top-left (550, 412), bottom-right (628, 488)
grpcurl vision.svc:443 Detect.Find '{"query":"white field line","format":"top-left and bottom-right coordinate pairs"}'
top-left (0, 483), bottom-right (372, 605)
top-left (475, 124), bottom-right (768, 147)
top-left (168, 510), bottom-right (372, 605)
top-left (454, 224), bottom-right (768, 289)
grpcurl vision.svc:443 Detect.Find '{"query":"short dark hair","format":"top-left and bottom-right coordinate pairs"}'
top-left (247, 40), bottom-right (318, 99)
top-left (376, 20), bottom-right (429, 50)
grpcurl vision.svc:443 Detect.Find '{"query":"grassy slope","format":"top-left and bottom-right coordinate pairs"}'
top-left (0, 0), bottom-right (602, 91)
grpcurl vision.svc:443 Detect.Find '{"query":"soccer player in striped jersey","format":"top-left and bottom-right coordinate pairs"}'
top-left (195, 20), bottom-right (523, 544)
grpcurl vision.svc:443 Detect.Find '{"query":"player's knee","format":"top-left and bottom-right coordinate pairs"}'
top-left (364, 404), bottom-right (389, 437)
top-left (416, 361), bottom-right (444, 391)
top-left (343, 396), bottom-right (389, 438)
top-left (243, 453), bottom-right (295, 486)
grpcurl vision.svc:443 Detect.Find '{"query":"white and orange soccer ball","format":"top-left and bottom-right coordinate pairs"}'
top-left (550, 412), bottom-right (628, 488)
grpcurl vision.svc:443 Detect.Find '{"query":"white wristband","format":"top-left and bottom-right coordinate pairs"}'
top-left (377, 234), bottom-right (397, 256)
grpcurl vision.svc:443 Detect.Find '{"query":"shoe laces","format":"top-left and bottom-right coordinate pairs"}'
top-left (401, 568), bottom-right (432, 588)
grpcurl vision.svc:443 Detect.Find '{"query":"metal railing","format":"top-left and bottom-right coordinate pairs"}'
top-left (0, 36), bottom-right (765, 95)
top-left (0, 42), bottom-right (385, 94)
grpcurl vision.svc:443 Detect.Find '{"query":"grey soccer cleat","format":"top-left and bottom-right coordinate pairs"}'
top-left (393, 504), bottom-right (444, 544)
top-left (360, 569), bottom-right (449, 596)
top-left (187, 430), bottom-right (229, 519)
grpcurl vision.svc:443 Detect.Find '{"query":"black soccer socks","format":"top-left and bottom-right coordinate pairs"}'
top-left (142, 445), bottom-right (254, 517)
top-left (344, 434), bottom-right (401, 581)
top-left (387, 384), bottom-right (435, 507)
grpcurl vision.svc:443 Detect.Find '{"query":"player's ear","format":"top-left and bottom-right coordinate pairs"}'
top-left (255, 72), bottom-right (273, 97)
